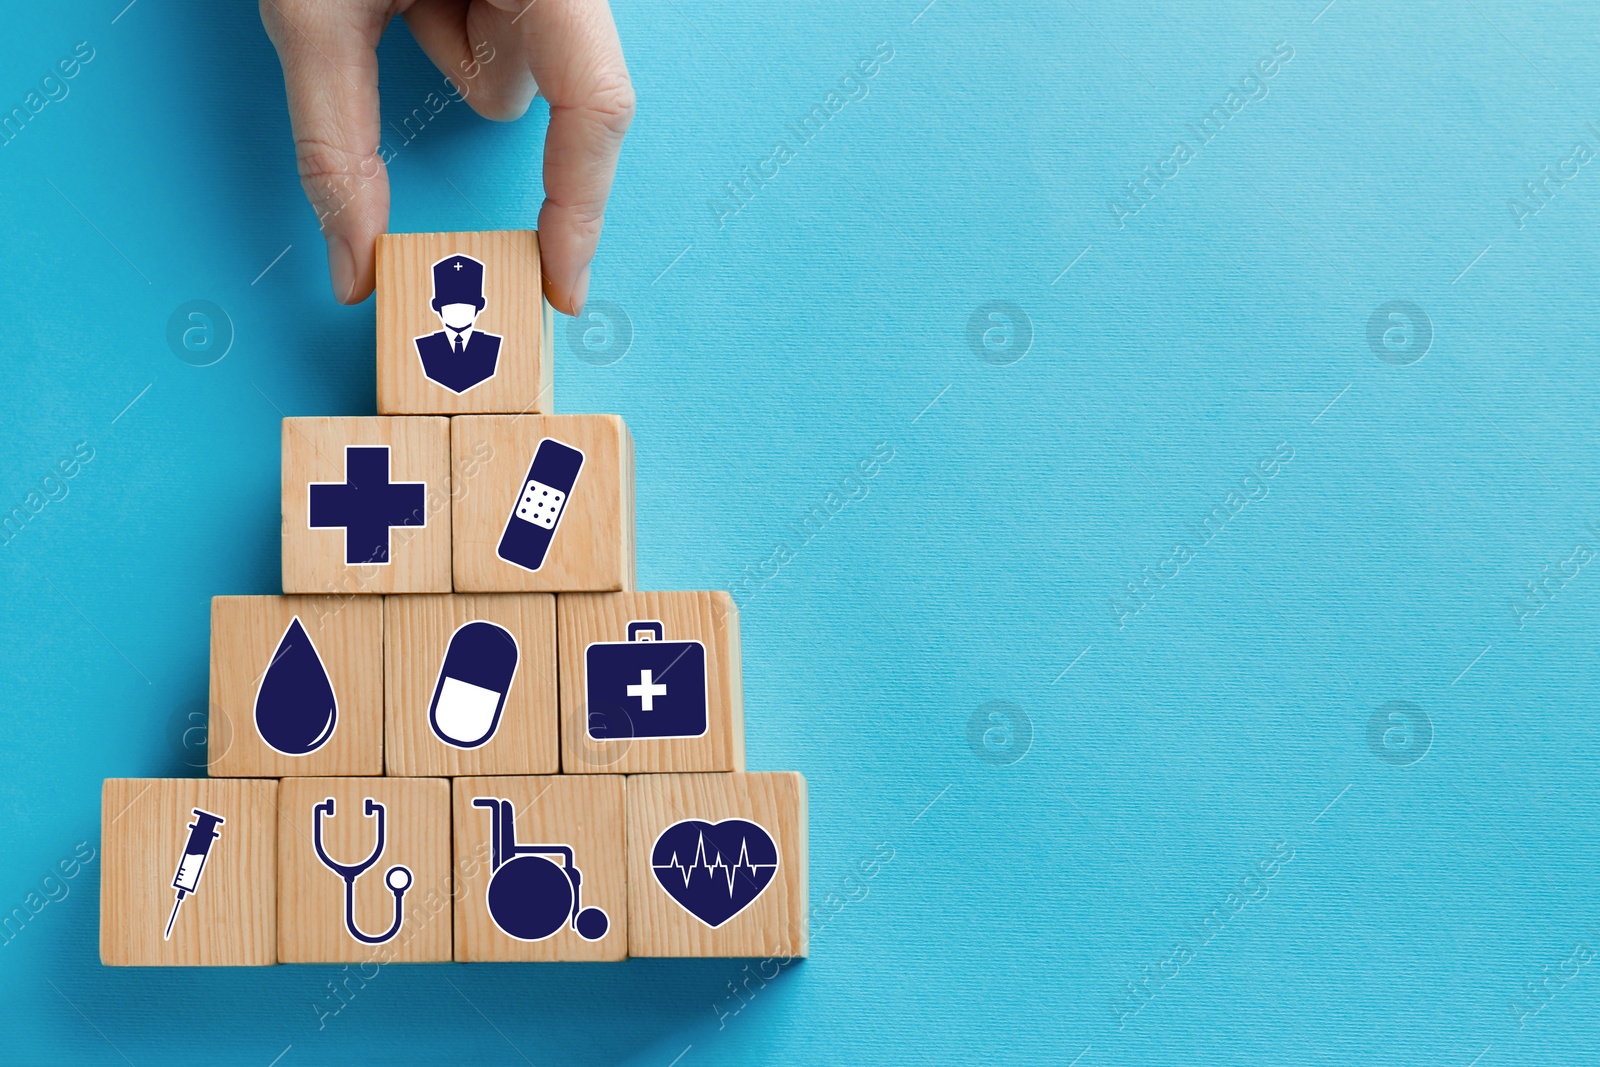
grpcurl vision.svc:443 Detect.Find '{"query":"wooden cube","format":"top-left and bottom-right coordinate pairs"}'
top-left (385, 594), bottom-right (558, 776)
top-left (452, 775), bottom-right (627, 962)
top-left (558, 592), bottom-right (744, 774)
top-left (627, 772), bottom-right (807, 958)
top-left (210, 596), bottom-right (383, 777)
top-left (451, 415), bottom-right (635, 593)
top-left (282, 416), bottom-right (452, 595)
top-left (376, 231), bottom-right (553, 415)
top-left (277, 777), bottom-right (452, 963)
top-left (101, 778), bottom-right (278, 966)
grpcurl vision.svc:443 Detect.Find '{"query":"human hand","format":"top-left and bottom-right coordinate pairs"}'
top-left (261, 0), bottom-right (633, 314)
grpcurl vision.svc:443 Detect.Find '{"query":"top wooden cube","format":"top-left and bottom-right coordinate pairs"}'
top-left (376, 231), bottom-right (553, 415)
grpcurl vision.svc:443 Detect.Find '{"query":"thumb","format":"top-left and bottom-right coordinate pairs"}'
top-left (498, 0), bottom-right (634, 316)
top-left (261, 0), bottom-right (391, 304)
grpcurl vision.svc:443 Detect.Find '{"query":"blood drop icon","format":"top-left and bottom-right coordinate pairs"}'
top-left (254, 615), bottom-right (338, 755)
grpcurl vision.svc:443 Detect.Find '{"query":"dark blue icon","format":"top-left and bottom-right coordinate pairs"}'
top-left (164, 808), bottom-right (224, 940)
top-left (585, 621), bottom-right (707, 740)
top-left (309, 445), bottom-right (426, 566)
top-left (255, 616), bottom-right (337, 756)
top-left (429, 621), bottom-right (519, 749)
top-left (313, 797), bottom-right (412, 945)
top-left (472, 797), bottom-right (609, 942)
top-left (497, 438), bottom-right (583, 572)
top-left (651, 819), bottom-right (778, 929)
top-left (415, 254), bottom-right (503, 393)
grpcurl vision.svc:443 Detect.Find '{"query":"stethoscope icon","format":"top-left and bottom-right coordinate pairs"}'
top-left (312, 797), bottom-right (412, 945)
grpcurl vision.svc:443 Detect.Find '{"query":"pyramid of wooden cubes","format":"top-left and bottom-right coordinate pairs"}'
top-left (100, 232), bottom-right (807, 965)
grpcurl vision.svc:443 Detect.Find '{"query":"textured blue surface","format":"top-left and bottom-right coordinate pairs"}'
top-left (3, 1), bottom-right (1600, 1063)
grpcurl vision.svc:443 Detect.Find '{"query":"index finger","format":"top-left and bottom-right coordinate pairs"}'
top-left (260, 0), bottom-right (392, 304)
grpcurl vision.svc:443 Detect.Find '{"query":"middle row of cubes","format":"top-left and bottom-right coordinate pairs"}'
top-left (210, 591), bottom-right (742, 778)
top-left (282, 413), bottom-right (636, 596)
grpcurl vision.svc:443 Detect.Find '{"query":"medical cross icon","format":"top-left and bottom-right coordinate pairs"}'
top-left (627, 669), bottom-right (669, 711)
top-left (308, 446), bottom-right (426, 565)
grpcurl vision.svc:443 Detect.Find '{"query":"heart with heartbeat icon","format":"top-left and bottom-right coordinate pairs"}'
top-left (651, 819), bottom-right (779, 928)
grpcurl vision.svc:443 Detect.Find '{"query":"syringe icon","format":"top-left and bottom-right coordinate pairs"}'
top-left (164, 808), bottom-right (225, 941)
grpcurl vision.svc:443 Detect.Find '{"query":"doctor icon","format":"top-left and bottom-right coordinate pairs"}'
top-left (415, 254), bottom-right (503, 394)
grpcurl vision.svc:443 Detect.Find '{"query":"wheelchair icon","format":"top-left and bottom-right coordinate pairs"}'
top-left (472, 797), bottom-right (609, 942)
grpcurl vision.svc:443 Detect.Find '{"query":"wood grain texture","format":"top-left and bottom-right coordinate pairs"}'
top-left (558, 592), bottom-right (744, 774)
top-left (277, 777), bottom-right (452, 963)
top-left (281, 417), bottom-right (452, 594)
top-left (209, 596), bottom-right (383, 777)
top-left (626, 772), bottom-right (807, 958)
top-left (451, 414), bottom-right (635, 593)
top-left (452, 775), bottom-right (627, 962)
top-left (375, 230), bottom-right (553, 415)
top-left (100, 778), bottom-right (278, 966)
top-left (384, 594), bottom-right (558, 776)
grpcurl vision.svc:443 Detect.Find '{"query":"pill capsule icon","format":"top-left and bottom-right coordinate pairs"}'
top-left (429, 621), bottom-right (519, 749)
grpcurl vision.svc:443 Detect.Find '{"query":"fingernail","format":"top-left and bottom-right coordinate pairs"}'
top-left (327, 235), bottom-right (356, 304)
top-left (570, 264), bottom-right (591, 317)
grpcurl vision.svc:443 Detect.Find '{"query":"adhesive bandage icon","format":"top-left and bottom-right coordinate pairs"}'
top-left (497, 438), bottom-right (583, 572)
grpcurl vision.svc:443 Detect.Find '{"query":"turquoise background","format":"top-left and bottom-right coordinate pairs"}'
top-left (2, 0), bottom-right (1599, 1063)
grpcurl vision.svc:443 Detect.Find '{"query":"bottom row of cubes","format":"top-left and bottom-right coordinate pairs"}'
top-left (100, 772), bottom-right (806, 965)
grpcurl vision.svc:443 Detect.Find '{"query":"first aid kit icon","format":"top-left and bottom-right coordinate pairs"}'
top-left (585, 620), bottom-right (707, 740)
